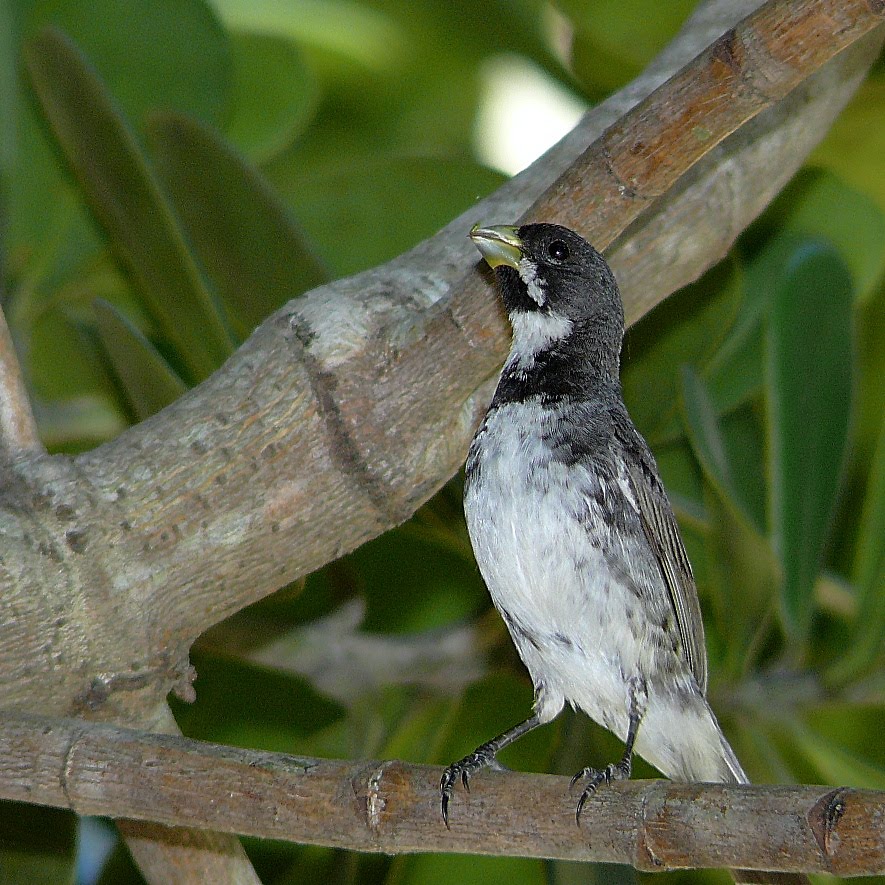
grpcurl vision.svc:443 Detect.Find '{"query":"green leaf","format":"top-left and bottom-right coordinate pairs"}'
top-left (207, 0), bottom-right (409, 72)
top-left (0, 802), bottom-right (77, 885)
top-left (396, 853), bottom-right (546, 885)
top-left (171, 648), bottom-right (345, 754)
top-left (149, 113), bottom-right (329, 340)
top-left (702, 485), bottom-right (781, 679)
top-left (621, 258), bottom-right (742, 444)
top-left (93, 298), bottom-right (187, 421)
top-left (6, 94), bottom-right (106, 295)
top-left (33, 397), bottom-right (127, 452)
top-left (829, 412), bottom-right (885, 682)
top-left (28, 307), bottom-right (118, 403)
top-left (559, 0), bottom-right (696, 95)
top-left (767, 241), bottom-right (854, 643)
top-left (24, 28), bottom-right (234, 383)
top-left (25, 0), bottom-right (231, 131)
top-left (0, 1), bottom-right (17, 180)
top-left (8, 0), bottom-right (232, 314)
top-left (681, 366), bottom-right (745, 516)
top-left (791, 721), bottom-right (885, 789)
top-left (224, 31), bottom-right (320, 163)
top-left (812, 74), bottom-right (885, 217)
top-left (761, 168), bottom-right (885, 304)
top-left (268, 154), bottom-right (505, 277)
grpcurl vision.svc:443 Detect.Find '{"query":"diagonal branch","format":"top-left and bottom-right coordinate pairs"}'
top-left (2, 713), bottom-right (883, 878)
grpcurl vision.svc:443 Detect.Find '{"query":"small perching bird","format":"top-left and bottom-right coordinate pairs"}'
top-left (440, 223), bottom-right (807, 885)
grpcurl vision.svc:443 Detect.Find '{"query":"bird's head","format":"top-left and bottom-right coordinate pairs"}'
top-left (470, 222), bottom-right (624, 375)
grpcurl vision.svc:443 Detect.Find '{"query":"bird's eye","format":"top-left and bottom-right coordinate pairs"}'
top-left (547, 240), bottom-right (569, 261)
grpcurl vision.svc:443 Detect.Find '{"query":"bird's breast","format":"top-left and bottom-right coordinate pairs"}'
top-left (464, 401), bottom-right (648, 723)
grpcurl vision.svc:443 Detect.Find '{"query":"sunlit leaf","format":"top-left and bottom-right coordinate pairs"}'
top-left (224, 31), bottom-right (320, 163)
top-left (150, 113), bottom-right (329, 340)
top-left (93, 299), bottom-right (187, 421)
top-left (767, 241), bottom-right (854, 643)
top-left (24, 28), bottom-right (234, 383)
top-left (207, 0), bottom-right (409, 72)
top-left (32, 396), bottom-right (127, 451)
top-left (268, 153), bottom-right (505, 277)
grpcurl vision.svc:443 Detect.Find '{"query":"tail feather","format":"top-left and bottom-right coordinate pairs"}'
top-left (638, 697), bottom-right (810, 884)
top-left (719, 731), bottom-right (749, 784)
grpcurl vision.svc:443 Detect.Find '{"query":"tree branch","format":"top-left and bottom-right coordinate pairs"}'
top-left (1, 714), bottom-right (882, 877)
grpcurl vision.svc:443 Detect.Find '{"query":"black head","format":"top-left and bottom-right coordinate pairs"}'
top-left (470, 222), bottom-right (624, 378)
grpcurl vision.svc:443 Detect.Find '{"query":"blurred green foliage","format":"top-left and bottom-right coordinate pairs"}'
top-left (0, 1), bottom-right (883, 883)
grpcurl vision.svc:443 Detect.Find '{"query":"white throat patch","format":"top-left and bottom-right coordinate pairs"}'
top-left (507, 311), bottom-right (573, 369)
top-left (518, 258), bottom-right (547, 306)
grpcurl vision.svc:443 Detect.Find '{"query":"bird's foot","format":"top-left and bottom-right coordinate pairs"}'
top-left (570, 757), bottom-right (632, 825)
top-left (439, 743), bottom-right (502, 827)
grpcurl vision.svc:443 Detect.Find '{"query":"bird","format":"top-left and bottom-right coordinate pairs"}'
top-left (440, 222), bottom-right (808, 885)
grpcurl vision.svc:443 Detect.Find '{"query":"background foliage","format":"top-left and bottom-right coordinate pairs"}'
top-left (1, 1), bottom-right (883, 883)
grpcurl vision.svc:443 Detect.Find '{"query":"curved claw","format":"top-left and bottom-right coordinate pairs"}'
top-left (575, 785), bottom-right (595, 826)
top-left (569, 768), bottom-right (588, 790)
top-left (441, 790), bottom-right (452, 829)
top-left (438, 747), bottom-right (498, 827)
top-left (573, 769), bottom-right (604, 826)
top-left (572, 759), bottom-right (633, 825)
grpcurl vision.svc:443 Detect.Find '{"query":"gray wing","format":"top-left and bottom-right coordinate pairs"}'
top-left (622, 457), bottom-right (708, 695)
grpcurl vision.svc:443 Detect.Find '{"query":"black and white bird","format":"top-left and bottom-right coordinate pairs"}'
top-left (441, 223), bottom-right (807, 884)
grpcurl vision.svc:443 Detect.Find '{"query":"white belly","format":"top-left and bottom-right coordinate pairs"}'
top-left (464, 403), bottom-right (641, 736)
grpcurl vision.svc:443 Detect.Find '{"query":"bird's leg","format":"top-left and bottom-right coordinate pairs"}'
top-left (572, 678), bottom-right (646, 824)
top-left (440, 712), bottom-right (543, 827)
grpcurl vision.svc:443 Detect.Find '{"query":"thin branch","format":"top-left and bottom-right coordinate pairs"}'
top-left (1, 713), bottom-right (882, 877)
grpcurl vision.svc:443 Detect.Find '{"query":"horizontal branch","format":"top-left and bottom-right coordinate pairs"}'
top-left (2, 714), bottom-right (882, 877)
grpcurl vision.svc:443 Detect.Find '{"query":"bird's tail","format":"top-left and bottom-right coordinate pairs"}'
top-left (637, 698), bottom-right (810, 885)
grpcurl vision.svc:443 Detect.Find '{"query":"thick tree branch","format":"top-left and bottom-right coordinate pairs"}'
top-left (1, 714), bottom-right (883, 877)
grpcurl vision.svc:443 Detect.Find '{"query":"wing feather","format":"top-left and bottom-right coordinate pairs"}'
top-left (622, 457), bottom-right (708, 694)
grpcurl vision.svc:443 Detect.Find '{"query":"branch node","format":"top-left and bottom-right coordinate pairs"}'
top-left (365, 761), bottom-right (392, 834)
top-left (59, 722), bottom-right (86, 808)
top-left (808, 786), bottom-right (851, 868)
